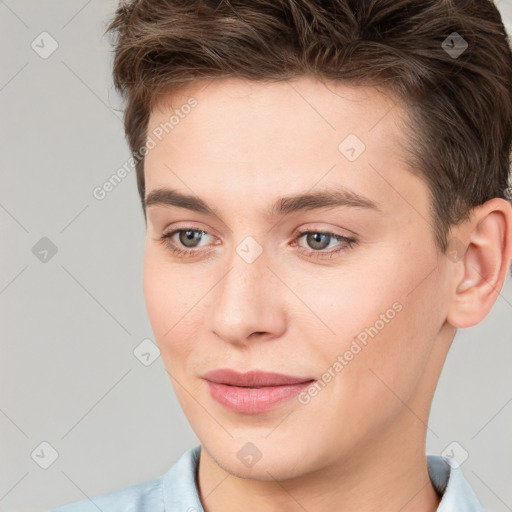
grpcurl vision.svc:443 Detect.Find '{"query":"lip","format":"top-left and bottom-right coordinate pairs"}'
top-left (203, 369), bottom-right (315, 414)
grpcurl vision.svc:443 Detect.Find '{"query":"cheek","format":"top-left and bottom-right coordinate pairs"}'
top-left (142, 245), bottom-right (219, 429)
top-left (285, 261), bottom-right (397, 346)
top-left (142, 250), bottom-right (201, 364)
top-left (142, 256), bottom-right (171, 337)
top-left (310, 246), bottom-right (442, 388)
top-left (335, 271), bottom-right (442, 415)
top-left (143, 246), bottom-right (199, 331)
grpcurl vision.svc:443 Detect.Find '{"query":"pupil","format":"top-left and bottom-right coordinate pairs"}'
top-left (181, 230), bottom-right (201, 247)
top-left (309, 233), bottom-right (329, 249)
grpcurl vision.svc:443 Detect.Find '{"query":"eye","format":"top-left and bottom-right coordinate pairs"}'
top-left (294, 230), bottom-right (356, 259)
top-left (158, 228), bottom-right (215, 257)
top-left (158, 227), bottom-right (357, 260)
top-left (173, 229), bottom-right (207, 248)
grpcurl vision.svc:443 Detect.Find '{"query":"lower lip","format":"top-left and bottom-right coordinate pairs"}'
top-left (205, 380), bottom-right (314, 414)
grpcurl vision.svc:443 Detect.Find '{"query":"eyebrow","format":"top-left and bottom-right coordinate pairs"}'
top-left (145, 187), bottom-right (381, 218)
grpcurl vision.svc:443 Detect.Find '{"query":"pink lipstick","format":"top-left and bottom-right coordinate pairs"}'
top-left (203, 369), bottom-right (315, 414)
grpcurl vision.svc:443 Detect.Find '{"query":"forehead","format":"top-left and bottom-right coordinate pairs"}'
top-left (144, 76), bottom-right (427, 222)
top-left (148, 76), bottom-right (405, 141)
top-left (146, 76), bottom-right (407, 164)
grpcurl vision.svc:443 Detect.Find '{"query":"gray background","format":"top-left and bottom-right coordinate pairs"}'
top-left (0, 1), bottom-right (511, 511)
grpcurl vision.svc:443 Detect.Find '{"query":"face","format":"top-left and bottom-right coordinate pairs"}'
top-left (142, 76), bottom-right (454, 481)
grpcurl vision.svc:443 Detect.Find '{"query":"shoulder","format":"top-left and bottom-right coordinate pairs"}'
top-left (50, 445), bottom-right (202, 512)
top-left (50, 475), bottom-right (163, 512)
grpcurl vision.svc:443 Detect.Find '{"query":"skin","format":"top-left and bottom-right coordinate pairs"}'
top-left (142, 75), bottom-right (512, 512)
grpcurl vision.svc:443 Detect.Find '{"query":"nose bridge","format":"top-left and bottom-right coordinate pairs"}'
top-left (209, 238), bottom-right (283, 343)
top-left (217, 241), bottom-right (269, 318)
top-left (222, 232), bottom-right (269, 296)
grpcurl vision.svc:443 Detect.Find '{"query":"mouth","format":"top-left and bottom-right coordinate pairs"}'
top-left (202, 369), bottom-right (315, 387)
top-left (202, 369), bottom-right (316, 414)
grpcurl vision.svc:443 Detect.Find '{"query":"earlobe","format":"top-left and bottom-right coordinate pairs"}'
top-left (446, 198), bottom-right (512, 329)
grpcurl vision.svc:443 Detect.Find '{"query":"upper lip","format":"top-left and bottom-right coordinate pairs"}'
top-left (203, 369), bottom-right (315, 387)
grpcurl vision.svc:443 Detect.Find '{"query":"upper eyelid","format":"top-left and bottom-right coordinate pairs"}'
top-left (164, 227), bottom-right (353, 245)
top-left (162, 222), bottom-right (353, 236)
top-left (164, 227), bottom-right (214, 243)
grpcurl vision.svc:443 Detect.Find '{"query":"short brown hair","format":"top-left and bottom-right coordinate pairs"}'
top-left (105, 0), bottom-right (512, 251)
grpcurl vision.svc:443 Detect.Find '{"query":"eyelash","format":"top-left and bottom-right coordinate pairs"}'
top-left (158, 228), bottom-right (357, 260)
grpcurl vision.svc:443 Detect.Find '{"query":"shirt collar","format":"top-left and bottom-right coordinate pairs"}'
top-left (163, 446), bottom-right (487, 511)
top-left (427, 455), bottom-right (487, 511)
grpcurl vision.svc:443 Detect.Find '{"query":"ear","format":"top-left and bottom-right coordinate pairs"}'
top-left (446, 197), bottom-right (512, 328)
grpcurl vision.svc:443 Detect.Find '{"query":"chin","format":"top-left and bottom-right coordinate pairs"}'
top-left (204, 439), bottom-right (313, 481)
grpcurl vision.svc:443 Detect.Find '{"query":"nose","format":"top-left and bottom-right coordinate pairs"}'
top-left (208, 246), bottom-right (287, 347)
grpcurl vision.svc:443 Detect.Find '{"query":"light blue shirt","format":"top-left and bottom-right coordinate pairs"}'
top-left (51, 445), bottom-right (487, 511)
